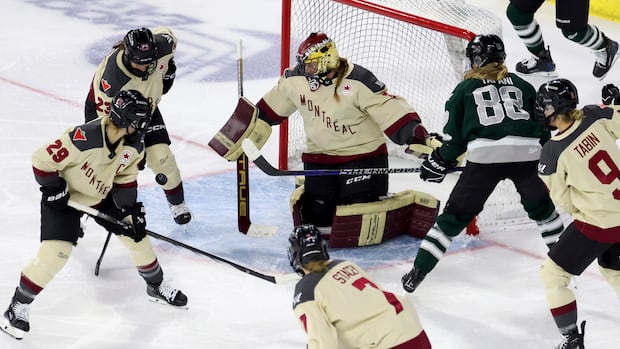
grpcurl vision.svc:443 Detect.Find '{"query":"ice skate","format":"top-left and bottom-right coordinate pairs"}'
top-left (554, 321), bottom-right (586, 349)
top-left (169, 202), bottom-right (192, 225)
top-left (0, 296), bottom-right (30, 340)
top-left (147, 280), bottom-right (188, 309)
top-left (516, 48), bottom-right (558, 77)
top-left (593, 39), bottom-right (619, 79)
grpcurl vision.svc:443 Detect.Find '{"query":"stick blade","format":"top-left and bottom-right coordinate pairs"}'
top-left (246, 224), bottom-right (279, 238)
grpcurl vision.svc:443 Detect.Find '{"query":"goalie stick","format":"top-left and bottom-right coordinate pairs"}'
top-left (234, 39), bottom-right (278, 238)
top-left (242, 138), bottom-right (464, 176)
top-left (68, 200), bottom-right (298, 284)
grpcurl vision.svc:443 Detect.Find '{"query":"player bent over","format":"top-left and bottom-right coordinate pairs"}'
top-left (0, 90), bottom-right (187, 340)
top-left (210, 32), bottom-right (441, 248)
top-left (536, 80), bottom-right (620, 349)
top-left (402, 35), bottom-right (564, 293)
top-left (288, 224), bottom-right (432, 349)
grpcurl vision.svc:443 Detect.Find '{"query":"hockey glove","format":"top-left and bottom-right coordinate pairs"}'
top-left (401, 267), bottom-right (427, 293)
top-left (406, 132), bottom-right (443, 158)
top-left (40, 177), bottom-right (70, 210)
top-left (162, 59), bottom-right (176, 94)
top-left (420, 149), bottom-right (455, 183)
top-left (120, 202), bottom-right (147, 243)
top-left (601, 83), bottom-right (620, 105)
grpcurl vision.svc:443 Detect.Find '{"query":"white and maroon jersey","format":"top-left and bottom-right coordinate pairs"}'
top-left (32, 117), bottom-right (144, 207)
top-left (538, 104), bottom-right (620, 243)
top-left (292, 260), bottom-right (425, 349)
top-left (85, 27), bottom-right (176, 121)
top-left (258, 60), bottom-right (421, 163)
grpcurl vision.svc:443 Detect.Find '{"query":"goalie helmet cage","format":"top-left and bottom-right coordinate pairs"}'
top-left (279, 0), bottom-right (531, 230)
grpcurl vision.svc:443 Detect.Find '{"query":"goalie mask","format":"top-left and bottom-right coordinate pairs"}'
top-left (465, 34), bottom-right (506, 68)
top-left (536, 78), bottom-right (579, 130)
top-left (287, 224), bottom-right (329, 276)
top-left (110, 89), bottom-right (152, 134)
top-left (296, 32), bottom-right (340, 82)
top-left (123, 27), bottom-right (158, 79)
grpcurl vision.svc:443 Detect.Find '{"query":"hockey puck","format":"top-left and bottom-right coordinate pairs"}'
top-left (155, 173), bottom-right (168, 185)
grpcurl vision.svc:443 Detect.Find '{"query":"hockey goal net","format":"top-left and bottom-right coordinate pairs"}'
top-left (279, 0), bottom-right (531, 229)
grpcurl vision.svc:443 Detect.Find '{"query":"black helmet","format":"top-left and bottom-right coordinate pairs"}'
top-left (110, 90), bottom-right (151, 133)
top-left (287, 224), bottom-right (329, 276)
top-left (466, 34), bottom-right (506, 68)
top-left (536, 78), bottom-right (579, 129)
top-left (123, 28), bottom-right (158, 78)
top-left (123, 28), bottom-right (157, 65)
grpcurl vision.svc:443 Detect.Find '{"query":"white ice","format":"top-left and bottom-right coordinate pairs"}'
top-left (0, 0), bottom-right (618, 348)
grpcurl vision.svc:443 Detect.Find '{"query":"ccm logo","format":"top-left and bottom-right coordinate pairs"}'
top-left (345, 175), bottom-right (371, 185)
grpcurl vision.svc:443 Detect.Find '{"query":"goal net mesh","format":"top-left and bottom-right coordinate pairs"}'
top-left (281, 0), bottom-right (531, 228)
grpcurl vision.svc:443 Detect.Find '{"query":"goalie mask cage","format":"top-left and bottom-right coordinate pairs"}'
top-left (279, 0), bottom-right (531, 229)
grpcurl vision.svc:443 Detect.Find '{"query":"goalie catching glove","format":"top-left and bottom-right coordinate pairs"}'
top-left (420, 149), bottom-right (457, 183)
top-left (405, 133), bottom-right (443, 158)
top-left (208, 97), bottom-right (272, 161)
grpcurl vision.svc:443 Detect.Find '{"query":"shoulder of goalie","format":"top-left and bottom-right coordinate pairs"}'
top-left (290, 186), bottom-right (440, 248)
top-left (208, 96), bottom-right (272, 161)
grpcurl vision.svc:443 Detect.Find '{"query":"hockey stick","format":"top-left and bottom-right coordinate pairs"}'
top-left (94, 231), bottom-right (112, 276)
top-left (234, 39), bottom-right (278, 238)
top-left (67, 200), bottom-right (297, 284)
top-left (242, 138), bottom-right (464, 176)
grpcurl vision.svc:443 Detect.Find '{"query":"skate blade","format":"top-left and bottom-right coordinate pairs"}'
top-left (147, 297), bottom-right (189, 310)
top-left (0, 318), bottom-right (25, 340)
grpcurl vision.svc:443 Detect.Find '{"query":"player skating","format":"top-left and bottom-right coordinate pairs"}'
top-left (85, 27), bottom-right (192, 225)
top-left (536, 79), bottom-right (620, 349)
top-left (402, 34), bottom-right (564, 293)
top-left (288, 224), bottom-right (432, 349)
top-left (506, 0), bottom-right (619, 79)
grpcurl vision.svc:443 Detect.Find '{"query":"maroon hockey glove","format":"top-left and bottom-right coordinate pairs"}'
top-left (40, 178), bottom-right (70, 210)
top-left (411, 123), bottom-right (430, 144)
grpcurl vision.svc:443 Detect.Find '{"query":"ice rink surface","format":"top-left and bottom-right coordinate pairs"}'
top-left (0, 0), bottom-right (618, 348)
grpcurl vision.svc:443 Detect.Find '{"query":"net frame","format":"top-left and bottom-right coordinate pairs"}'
top-left (279, 0), bottom-right (531, 228)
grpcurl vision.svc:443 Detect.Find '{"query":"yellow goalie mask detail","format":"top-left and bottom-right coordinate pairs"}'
top-left (296, 32), bottom-right (340, 77)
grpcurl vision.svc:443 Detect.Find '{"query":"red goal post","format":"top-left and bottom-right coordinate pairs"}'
top-left (279, 0), bottom-right (531, 231)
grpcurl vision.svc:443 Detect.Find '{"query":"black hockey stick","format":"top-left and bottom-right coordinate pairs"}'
top-left (242, 139), bottom-right (464, 176)
top-left (234, 39), bottom-right (278, 238)
top-left (67, 200), bottom-right (298, 284)
top-left (94, 231), bottom-right (112, 276)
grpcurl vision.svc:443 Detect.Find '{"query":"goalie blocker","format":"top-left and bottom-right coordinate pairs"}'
top-left (291, 185), bottom-right (439, 248)
top-left (208, 97), bottom-right (271, 161)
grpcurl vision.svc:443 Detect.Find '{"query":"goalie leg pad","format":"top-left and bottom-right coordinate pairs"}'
top-left (208, 97), bottom-right (272, 161)
top-left (328, 190), bottom-right (439, 248)
top-left (290, 185), bottom-right (305, 226)
top-left (409, 190), bottom-right (440, 239)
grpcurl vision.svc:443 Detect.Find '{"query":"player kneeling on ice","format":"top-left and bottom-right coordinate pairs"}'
top-left (209, 32), bottom-right (440, 248)
top-left (402, 34), bottom-right (565, 294)
top-left (0, 90), bottom-right (187, 341)
top-left (536, 80), bottom-right (620, 349)
top-left (288, 224), bottom-right (432, 349)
